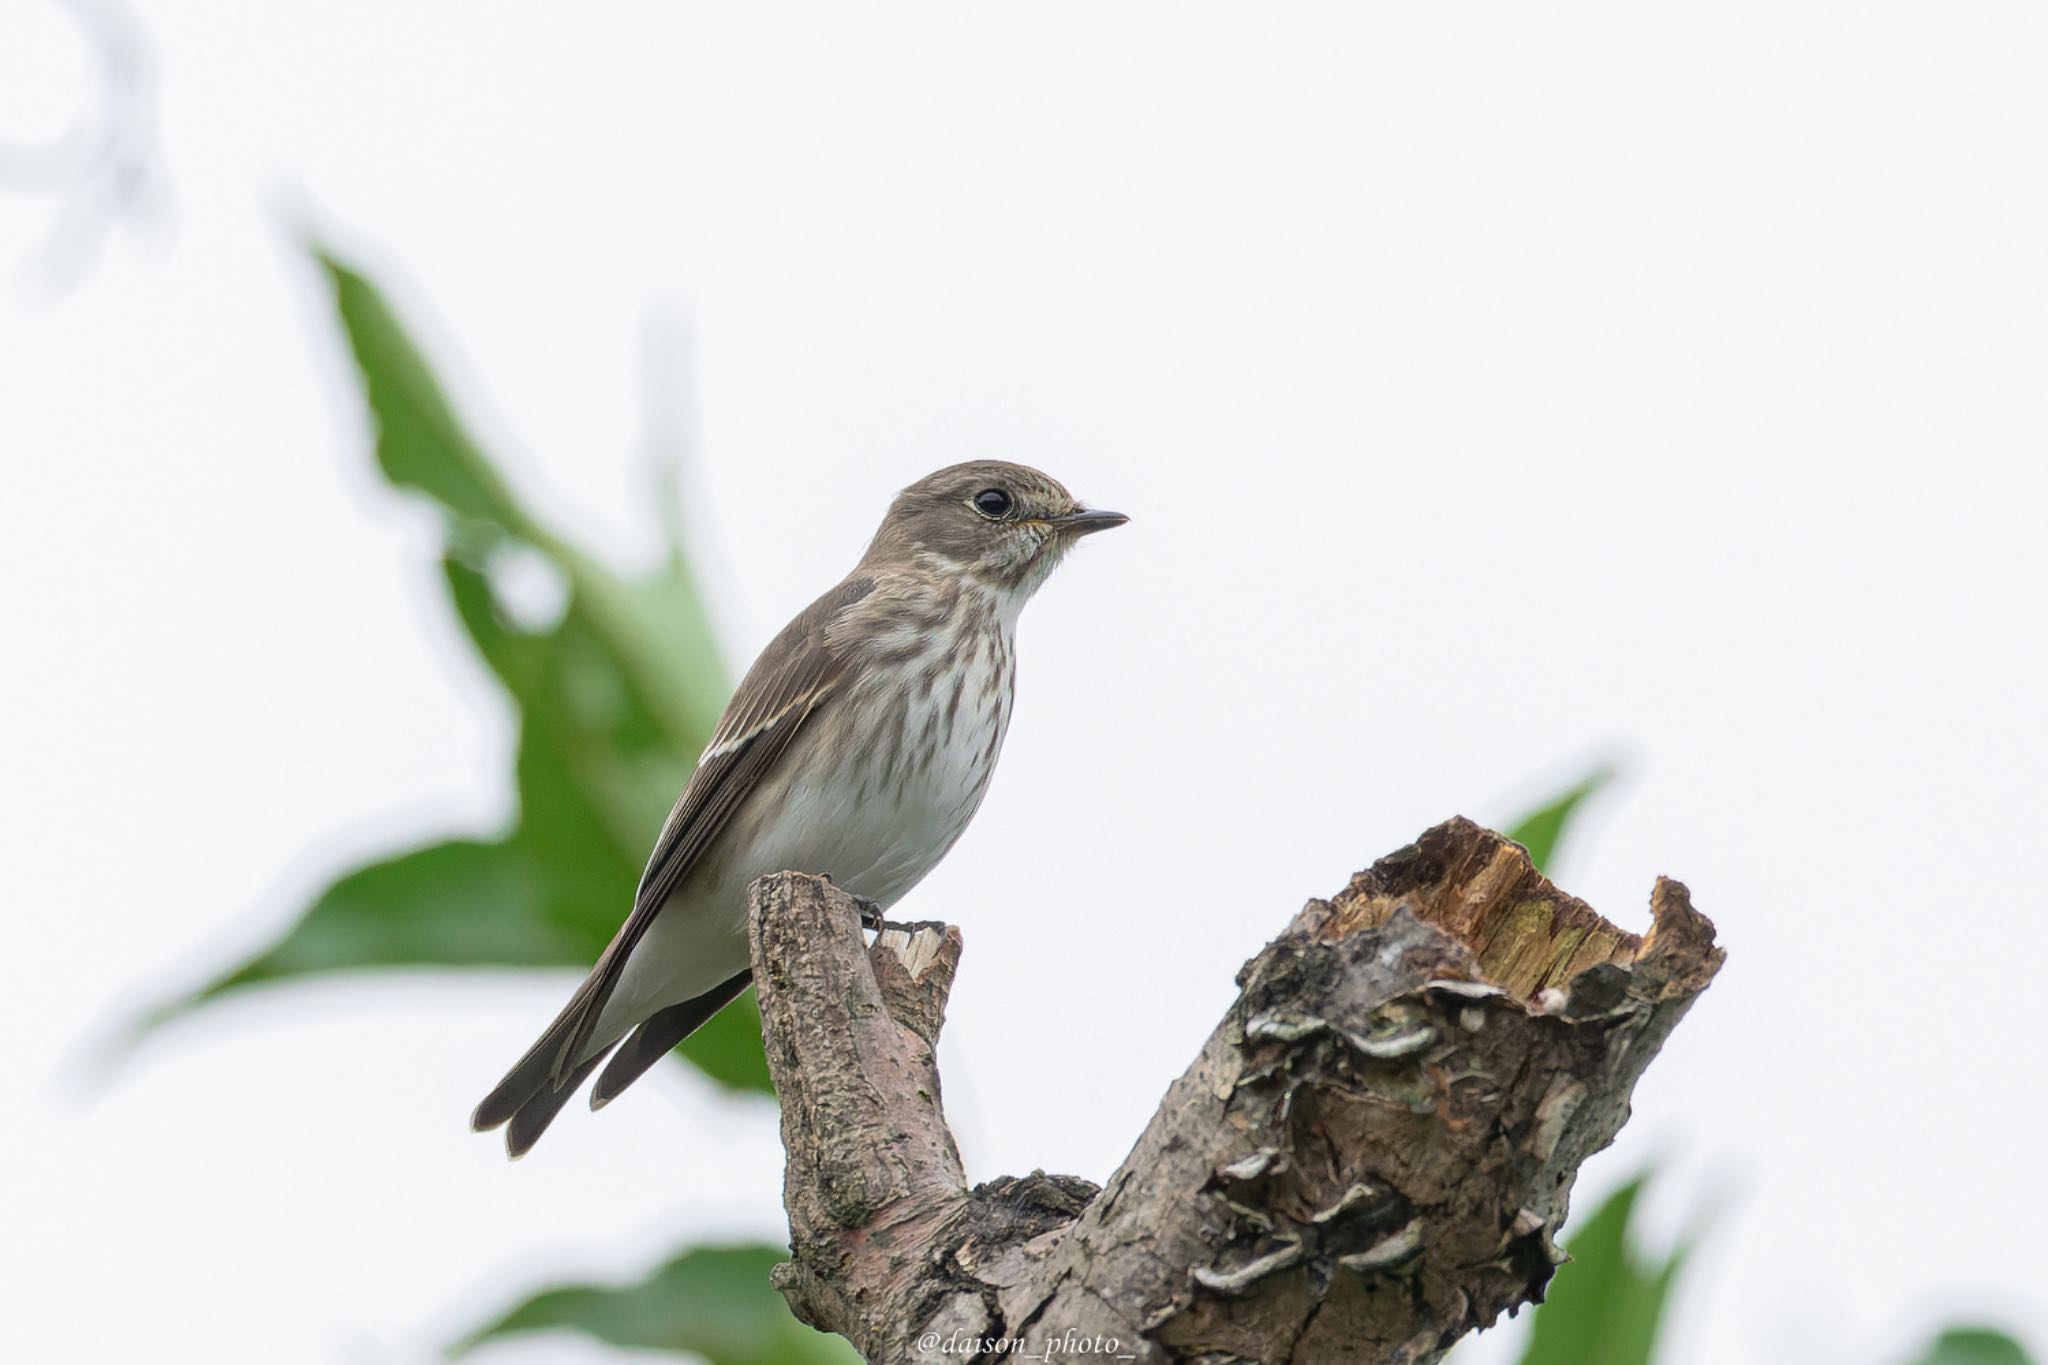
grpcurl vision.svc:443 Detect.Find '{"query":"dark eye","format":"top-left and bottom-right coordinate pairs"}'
top-left (972, 488), bottom-right (1014, 519)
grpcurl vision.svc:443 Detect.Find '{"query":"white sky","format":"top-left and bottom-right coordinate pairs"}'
top-left (4, 4), bottom-right (2045, 1363)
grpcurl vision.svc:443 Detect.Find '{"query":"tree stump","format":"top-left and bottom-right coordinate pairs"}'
top-left (747, 817), bottom-right (1724, 1364)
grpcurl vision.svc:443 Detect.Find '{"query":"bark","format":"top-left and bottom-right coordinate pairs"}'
top-left (746, 817), bottom-right (1724, 1364)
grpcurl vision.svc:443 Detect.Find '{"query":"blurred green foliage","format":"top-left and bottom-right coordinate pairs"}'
top-left (141, 248), bottom-right (772, 1093)
top-left (1906, 1328), bottom-right (2038, 1365)
top-left (1504, 765), bottom-right (1614, 876)
top-left (1514, 1178), bottom-right (2035, 1365)
top-left (455, 1245), bottom-right (858, 1364)
top-left (1517, 1174), bottom-right (1690, 1365)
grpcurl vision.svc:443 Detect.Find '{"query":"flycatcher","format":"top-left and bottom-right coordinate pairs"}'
top-left (473, 460), bottom-right (1126, 1156)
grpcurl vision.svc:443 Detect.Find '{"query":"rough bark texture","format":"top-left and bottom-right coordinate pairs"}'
top-left (746, 818), bottom-right (1723, 1364)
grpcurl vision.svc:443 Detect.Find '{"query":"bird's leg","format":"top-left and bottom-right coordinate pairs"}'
top-left (826, 877), bottom-right (920, 937)
top-left (850, 893), bottom-right (924, 940)
top-left (820, 874), bottom-right (889, 932)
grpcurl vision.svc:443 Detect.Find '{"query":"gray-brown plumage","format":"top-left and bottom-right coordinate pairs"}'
top-left (473, 461), bottom-right (1125, 1156)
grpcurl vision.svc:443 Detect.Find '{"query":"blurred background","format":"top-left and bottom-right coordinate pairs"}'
top-left (4, 3), bottom-right (2045, 1363)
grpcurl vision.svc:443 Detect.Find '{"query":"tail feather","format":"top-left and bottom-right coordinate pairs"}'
top-left (475, 966), bottom-right (753, 1155)
top-left (473, 968), bottom-right (619, 1136)
top-left (590, 970), bottom-right (752, 1111)
top-left (473, 1024), bottom-right (576, 1134)
top-left (505, 1049), bottom-right (609, 1158)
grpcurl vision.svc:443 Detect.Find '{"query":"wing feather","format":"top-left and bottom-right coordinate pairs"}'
top-left (544, 575), bottom-right (873, 1080)
top-left (474, 575), bottom-right (878, 1129)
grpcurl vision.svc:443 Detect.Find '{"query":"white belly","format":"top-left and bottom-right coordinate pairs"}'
top-left (767, 665), bottom-right (1009, 906)
top-left (598, 636), bottom-right (1013, 1042)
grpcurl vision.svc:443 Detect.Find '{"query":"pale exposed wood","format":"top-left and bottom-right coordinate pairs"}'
top-left (746, 818), bottom-right (1724, 1364)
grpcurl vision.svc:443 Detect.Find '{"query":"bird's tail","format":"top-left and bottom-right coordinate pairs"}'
top-left (471, 968), bottom-right (753, 1157)
top-left (590, 970), bottom-right (752, 1110)
top-left (472, 970), bottom-right (621, 1158)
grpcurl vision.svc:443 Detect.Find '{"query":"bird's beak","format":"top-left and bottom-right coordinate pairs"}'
top-left (1044, 508), bottom-right (1130, 537)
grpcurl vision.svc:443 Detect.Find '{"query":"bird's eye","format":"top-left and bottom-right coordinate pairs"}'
top-left (972, 488), bottom-right (1014, 519)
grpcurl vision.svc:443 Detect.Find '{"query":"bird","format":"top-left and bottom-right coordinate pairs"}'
top-left (472, 460), bottom-right (1127, 1156)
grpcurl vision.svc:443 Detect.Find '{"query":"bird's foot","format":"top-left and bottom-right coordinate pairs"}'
top-left (853, 895), bottom-right (923, 939)
top-left (820, 874), bottom-right (885, 929)
top-left (819, 874), bottom-right (893, 933)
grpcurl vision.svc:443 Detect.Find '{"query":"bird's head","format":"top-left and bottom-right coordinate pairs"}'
top-left (862, 460), bottom-right (1127, 594)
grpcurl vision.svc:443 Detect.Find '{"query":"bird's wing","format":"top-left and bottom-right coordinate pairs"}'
top-left (469, 578), bottom-right (876, 1115)
top-left (552, 575), bottom-right (876, 1078)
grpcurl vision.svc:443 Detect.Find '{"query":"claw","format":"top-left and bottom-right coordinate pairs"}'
top-left (819, 873), bottom-right (886, 930)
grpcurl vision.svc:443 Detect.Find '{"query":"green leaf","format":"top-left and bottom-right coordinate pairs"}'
top-left (454, 1243), bottom-right (858, 1364)
top-left (1904, 1328), bottom-right (2037, 1365)
top-left (136, 245), bottom-right (772, 1094)
top-left (621, 546), bottom-right (731, 745)
top-left (1504, 766), bottom-right (1616, 876)
top-left (319, 252), bottom-right (544, 538)
top-left (1518, 1174), bottom-right (1690, 1365)
top-left (444, 553), bottom-right (687, 881)
top-left (192, 839), bottom-right (577, 991)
